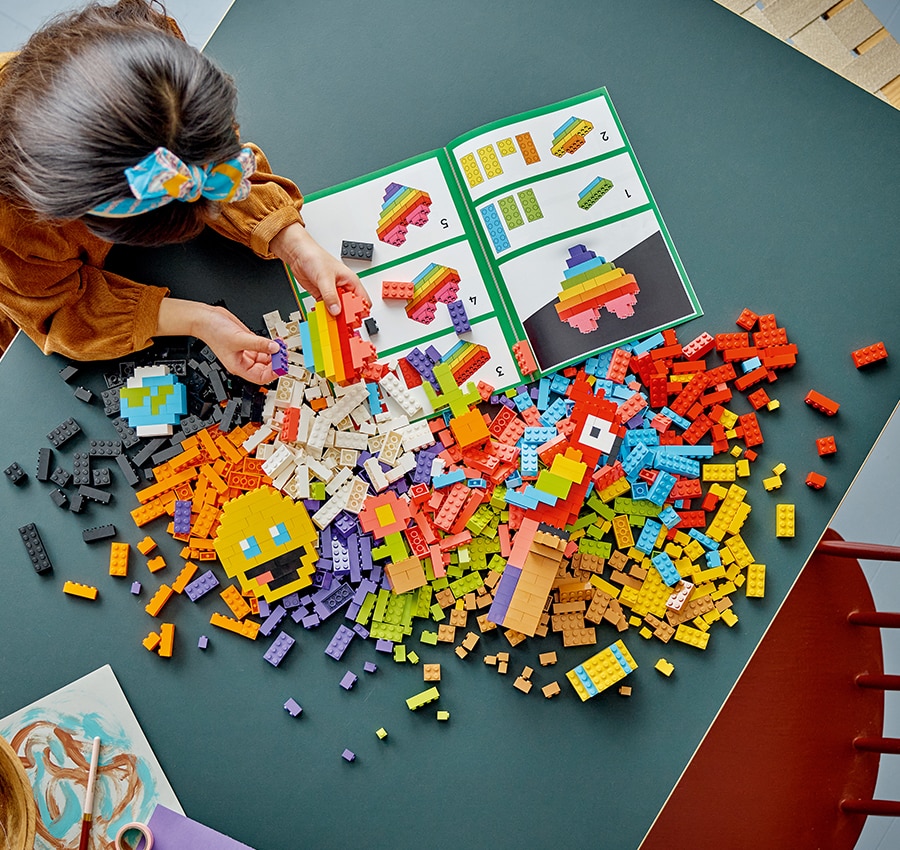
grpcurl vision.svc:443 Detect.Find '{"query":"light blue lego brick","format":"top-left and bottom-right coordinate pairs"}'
top-left (540, 398), bottom-right (567, 428)
top-left (657, 505), bottom-right (681, 529)
top-left (412, 263), bottom-right (438, 284)
top-left (621, 442), bottom-right (650, 478)
top-left (658, 406), bottom-right (691, 430)
top-left (584, 357), bottom-right (601, 377)
top-left (433, 469), bottom-right (466, 488)
top-left (505, 487), bottom-right (540, 510)
top-left (513, 392), bottom-right (533, 413)
top-left (562, 255), bottom-right (610, 280)
top-left (467, 478), bottom-right (487, 489)
top-left (631, 332), bottom-right (666, 356)
top-left (366, 382), bottom-right (382, 415)
top-left (611, 384), bottom-right (634, 401)
top-left (537, 378), bottom-right (552, 411)
top-left (654, 454), bottom-right (701, 478)
top-left (553, 116), bottom-right (579, 136)
top-left (519, 445), bottom-right (539, 478)
top-left (298, 321), bottom-right (314, 371)
top-left (635, 518), bottom-right (663, 554)
top-left (651, 552), bottom-right (682, 587)
top-left (657, 445), bottom-right (715, 459)
top-left (593, 378), bottom-right (615, 397)
top-left (648, 471), bottom-right (677, 506)
top-left (526, 484), bottom-right (558, 507)
top-left (741, 356), bottom-right (762, 372)
top-left (630, 481), bottom-right (649, 500)
top-left (623, 428), bottom-right (660, 450)
top-left (480, 204), bottom-right (510, 253)
top-left (549, 373), bottom-right (570, 395)
top-left (522, 427), bottom-right (557, 445)
top-left (706, 550), bottom-right (722, 568)
top-left (572, 665), bottom-right (599, 697)
top-left (506, 471), bottom-right (523, 489)
top-left (577, 176), bottom-right (604, 198)
top-left (610, 643), bottom-right (633, 674)
top-left (688, 529), bottom-right (719, 550)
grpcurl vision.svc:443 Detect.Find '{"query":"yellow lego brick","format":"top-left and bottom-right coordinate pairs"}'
top-left (718, 409), bottom-right (739, 429)
top-left (628, 616), bottom-right (642, 627)
top-left (702, 463), bottom-right (736, 482)
top-left (589, 575), bottom-right (619, 598)
top-left (63, 581), bottom-right (98, 601)
top-left (683, 540), bottom-right (705, 561)
top-left (639, 626), bottom-right (653, 639)
top-left (721, 609), bottom-right (739, 627)
top-left (776, 504), bottom-right (795, 538)
top-left (655, 658), bottom-right (675, 677)
top-left (618, 585), bottom-right (640, 608)
top-left (708, 483), bottom-right (731, 499)
top-left (772, 462), bottom-right (787, 476)
top-left (675, 624), bottom-right (710, 650)
top-left (745, 563), bottom-right (766, 597)
top-left (693, 566), bottom-right (726, 584)
top-left (496, 137), bottom-right (516, 156)
top-left (735, 458), bottom-right (751, 477)
top-left (762, 474), bottom-right (783, 491)
top-left (730, 445), bottom-right (743, 458)
top-left (767, 399), bottom-right (781, 411)
top-left (612, 514), bottom-right (635, 549)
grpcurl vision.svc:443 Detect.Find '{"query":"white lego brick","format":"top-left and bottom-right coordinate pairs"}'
top-left (306, 456), bottom-right (334, 483)
top-left (255, 443), bottom-right (274, 461)
top-left (262, 443), bottom-right (294, 478)
top-left (333, 430), bottom-right (368, 451)
top-left (262, 309), bottom-right (282, 335)
top-left (283, 333), bottom-right (303, 351)
top-left (399, 420), bottom-right (436, 453)
top-left (272, 464), bottom-right (294, 492)
top-left (135, 423), bottom-right (174, 438)
top-left (363, 456), bottom-right (390, 493)
top-left (242, 424), bottom-right (275, 453)
top-left (380, 373), bottom-right (421, 417)
top-left (343, 477), bottom-right (369, 514)
top-left (307, 416), bottom-right (331, 451)
top-left (326, 466), bottom-right (353, 496)
top-left (430, 457), bottom-right (446, 478)
top-left (384, 464), bottom-right (407, 484)
top-left (378, 431), bottom-right (403, 466)
top-left (262, 393), bottom-right (277, 423)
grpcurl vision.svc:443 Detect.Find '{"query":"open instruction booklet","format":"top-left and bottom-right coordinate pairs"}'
top-left (291, 87), bottom-right (701, 410)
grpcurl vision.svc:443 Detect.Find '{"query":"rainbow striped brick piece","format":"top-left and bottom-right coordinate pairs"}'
top-left (376, 182), bottom-right (432, 246)
top-left (442, 340), bottom-right (490, 384)
top-left (487, 518), bottom-right (569, 636)
top-left (550, 116), bottom-right (593, 157)
top-left (119, 365), bottom-right (188, 437)
top-left (298, 290), bottom-right (386, 386)
top-left (555, 244), bottom-right (640, 333)
top-left (405, 264), bottom-right (461, 324)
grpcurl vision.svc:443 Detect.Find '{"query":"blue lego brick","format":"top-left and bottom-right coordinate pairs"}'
top-left (519, 445), bottom-right (539, 478)
top-left (635, 518), bottom-right (663, 554)
top-left (630, 481), bottom-right (649, 500)
top-left (647, 471), bottom-right (677, 506)
top-left (631, 333), bottom-right (666, 356)
top-left (505, 487), bottom-right (540, 510)
top-left (621, 443), bottom-right (650, 479)
top-left (651, 552), bottom-right (682, 587)
top-left (540, 398), bottom-right (568, 428)
top-left (654, 454), bottom-right (701, 478)
top-left (659, 406), bottom-right (692, 430)
top-left (657, 505), bottom-right (682, 529)
top-left (480, 203), bottom-right (510, 253)
top-left (688, 529), bottom-right (719, 550)
top-left (706, 550), bottom-right (722, 568)
top-left (624, 428), bottom-right (661, 450)
top-left (432, 469), bottom-right (466, 489)
top-left (572, 665), bottom-right (599, 698)
top-left (522, 426), bottom-right (556, 445)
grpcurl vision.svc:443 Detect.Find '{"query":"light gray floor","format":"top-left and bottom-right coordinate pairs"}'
top-left (1, 0), bottom-right (899, 845)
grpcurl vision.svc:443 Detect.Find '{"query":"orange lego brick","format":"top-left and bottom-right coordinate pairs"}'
top-left (143, 631), bottom-right (161, 652)
top-left (109, 542), bottom-right (129, 577)
top-left (210, 612), bottom-right (259, 640)
top-left (147, 555), bottom-right (166, 573)
top-left (136, 536), bottom-right (157, 555)
top-left (381, 281), bottom-right (415, 300)
top-left (852, 341), bottom-right (888, 368)
top-left (220, 585), bottom-right (252, 619)
top-left (145, 584), bottom-right (174, 617)
top-left (158, 623), bottom-right (175, 658)
top-left (172, 562), bottom-right (198, 593)
top-left (512, 340), bottom-right (538, 376)
top-left (805, 389), bottom-right (840, 416)
top-left (62, 581), bottom-right (98, 600)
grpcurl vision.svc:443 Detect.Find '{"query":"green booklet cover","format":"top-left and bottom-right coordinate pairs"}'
top-left (290, 87), bottom-right (700, 406)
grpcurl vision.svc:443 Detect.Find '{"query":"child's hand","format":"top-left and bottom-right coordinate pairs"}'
top-left (156, 298), bottom-right (279, 384)
top-left (197, 305), bottom-right (280, 384)
top-left (270, 223), bottom-right (371, 316)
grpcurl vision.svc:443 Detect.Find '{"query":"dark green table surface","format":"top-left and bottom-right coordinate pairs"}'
top-left (1, 1), bottom-right (899, 848)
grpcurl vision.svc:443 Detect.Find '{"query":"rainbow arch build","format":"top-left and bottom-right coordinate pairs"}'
top-left (555, 244), bottom-right (639, 333)
top-left (376, 182), bottom-right (432, 246)
top-left (405, 264), bottom-right (461, 324)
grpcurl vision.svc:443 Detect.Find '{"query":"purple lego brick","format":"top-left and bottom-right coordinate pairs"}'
top-left (290, 605), bottom-right (310, 624)
top-left (346, 602), bottom-right (361, 620)
top-left (324, 624), bottom-right (355, 661)
top-left (130, 581), bottom-right (142, 595)
top-left (352, 623), bottom-right (370, 640)
top-left (375, 639), bottom-right (394, 654)
top-left (197, 635), bottom-right (208, 650)
top-left (364, 661), bottom-right (378, 674)
top-left (281, 592), bottom-right (301, 609)
top-left (301, 613), bottom-right (321, 629)
top-left (184, 569), bottom-right (219, 602)
top-left (341, 748), bottom-right (356, 762)
top-left (425, 345), bottom-right (442, 363)
top-left (339, 671), bottom-right (358, 690)
top-left (333, 513), bottom-right (356, 537)
top-left (313, 581), bottom-right (354, 620)
top-left (284, 697), bottom-right (303, 717)
top-left (259, 604), bottom-right (287, 637)
top-left (173, 500), bottom-right (192, 535)
top-left (447, 299), bottom-right (471, 334)
top-left (332, 538), bottom-right (351, 576)
top-left (271, 338), bottom-right (289, 376)
top-left (263, 631), bottom-right (295, 667)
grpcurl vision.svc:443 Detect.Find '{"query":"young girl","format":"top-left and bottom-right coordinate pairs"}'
top-left (0, 0), bottom-right (368, 384)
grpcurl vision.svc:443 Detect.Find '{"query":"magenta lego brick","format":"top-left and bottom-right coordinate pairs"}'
top-left (259, 605), bottom-right (287, 637)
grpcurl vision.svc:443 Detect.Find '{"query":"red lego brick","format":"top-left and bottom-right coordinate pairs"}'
top-left (852, 342), bottom-right (888, 368)
top-left (816, 435), bottom-right (837, 456)
top-left (738, 412), bottom-right (764, 447)
top-left (381, 281), bottom-right (415, 300)
top-left (735, 308), bottom-right (759, 331)
top-left (512, 340), bottom-right (538, 376)
top-left (805, 390), bottom-right (840, 416)
top-left (747, 388), bottom-right (770, 410)
top-left (715, 332), bottom-right (749, 351)
top-left (805, 471), bottom-right (827, 490)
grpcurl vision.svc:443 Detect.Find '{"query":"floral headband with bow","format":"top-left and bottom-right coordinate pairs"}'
top-left (88, 145), bottom-right (256, 218)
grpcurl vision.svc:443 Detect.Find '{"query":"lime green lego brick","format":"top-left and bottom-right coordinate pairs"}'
top-left (429, 604), bottom-right (445, 622)
top-left (369, 619), bottom-right (407, 642)
top-left (431, 577), bottom-right (450, 591)
top-left (355, 592), bottom-right (377, 625)
top-left (394, 644), bottom-right (407, 662)
top-left (424, 558), bottom-right (436, 582)
top-left (449, 571), bottom-right (484, 598)
top-left (487, 555), bottom-right (507, 574)
top-left (373, 588), bottom-right (390, 623)
top-left (573, 512), bottom-right (599, 530)
top-left (384, 593), bottom-right (408, 625)
top-left (585, 524), bottom-right (608, 540)
top-left (414, 586), bottom-right (433, 618)
top-left (406, 686), bottom-right (440, 710)
top-left (407, 651), bottom-right (420, 664)
top-left (614, 498), bottom-right (660, 518)
top-left (309, 482), bottom-right (326, 500)
top-left (446, 563), bottom-right (464, 578)
top-left (420, 629), bottom-right (439, 645)
top-left (578, 538), bottom-right (612, 558)
top-left (400, 592), bottom-right (417, 627)
top-left (497, 195), bottom-right (525, 229)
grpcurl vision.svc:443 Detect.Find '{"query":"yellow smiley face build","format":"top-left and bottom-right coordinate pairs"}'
top-left (214, 486), bottom-right (318, 603)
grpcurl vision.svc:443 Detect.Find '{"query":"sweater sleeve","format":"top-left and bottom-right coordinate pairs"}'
top-left (206, 142), bottom-right (305, 259)
top-left (0, 210), bottom-right (169, 361)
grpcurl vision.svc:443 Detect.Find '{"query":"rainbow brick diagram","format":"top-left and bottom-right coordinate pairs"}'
top-left (577, 177), bottom-right (614, 210)
top-left (405, 264), bottom-right (461, 324)
top-left (376, 182), bottom-right (432, 246)
top-left (442, 340), bottom-right (491, 384)
top-left (550, 116), bottom-right (594, 157)
top-left (555, 244), bottom-right (640, 333)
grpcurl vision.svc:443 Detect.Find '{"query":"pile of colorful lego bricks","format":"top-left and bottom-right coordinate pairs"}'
top-left (14, 305), bottom-right (883, 716)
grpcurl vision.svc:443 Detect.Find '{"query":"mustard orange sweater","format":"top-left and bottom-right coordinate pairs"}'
top-left (0, 54), bottom-right (303, 360)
